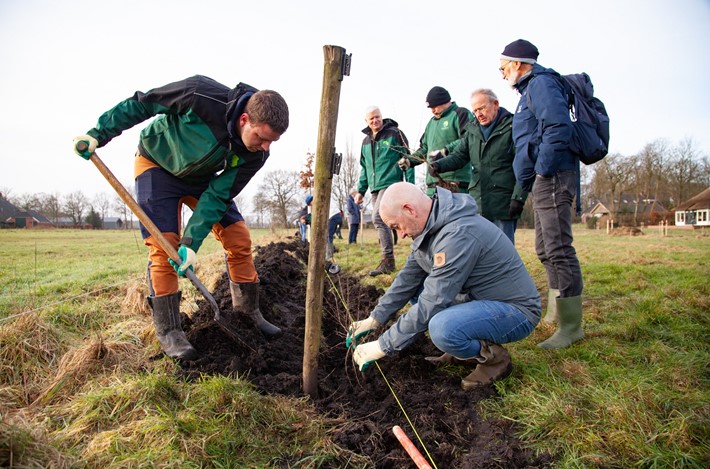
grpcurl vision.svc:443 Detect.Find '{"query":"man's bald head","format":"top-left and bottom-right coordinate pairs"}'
top-left (379, 182), bottom-right (432, 239)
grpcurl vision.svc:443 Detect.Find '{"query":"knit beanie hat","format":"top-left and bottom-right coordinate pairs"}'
top-left (305, 195), bottom-right (313, 205)
top-left (501, 39), bottom-right (539, 64)
top-left (425, 86), bottom-right (451, 108)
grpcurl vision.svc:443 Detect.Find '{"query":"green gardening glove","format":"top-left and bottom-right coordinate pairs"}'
top-left (353, 340), bottom-right (385, 372)
top-left (169, 245), bottom-right (197, 277)
top-left (346, 316), bottom-right (380, 348)
top-left (72, 135), bottom-right (98, 160)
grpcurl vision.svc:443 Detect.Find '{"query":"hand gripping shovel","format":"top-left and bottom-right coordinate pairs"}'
top-left (76, 142), bottom-right (245, 345)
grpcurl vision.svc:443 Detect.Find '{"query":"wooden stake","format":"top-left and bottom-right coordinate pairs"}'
top-left (303, 45), bottom-right (349, 398)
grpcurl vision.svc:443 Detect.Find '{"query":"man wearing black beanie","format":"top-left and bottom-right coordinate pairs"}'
top-left (398, 86), bottom-right (473, 196)
top-left (499, 39), bottom-right (585, 350)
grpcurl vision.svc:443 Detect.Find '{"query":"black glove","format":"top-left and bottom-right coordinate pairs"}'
top-left (508, 199), bottom-right (525, 219)
top-left (428, 162), bottom-right (440, 178)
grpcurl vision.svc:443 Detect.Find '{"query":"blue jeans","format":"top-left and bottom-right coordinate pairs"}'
top-left (492, 219), bottom-right (518, 245)
top-left (532, 171), bottom-right (583, 297)
top-left (428, 300), bottom-right (535, 359)
top-left (298, 222), bottom-right (308, 242)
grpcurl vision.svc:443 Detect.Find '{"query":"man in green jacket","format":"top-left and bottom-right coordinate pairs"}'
top-left (398, 86), bottom-right (473, 196)
top-left (430, 89), bottom-right (527, 244)
top-left (73, 75), bottom-right (289, 360)
top-left (357, 106), bottom-right (414, 276)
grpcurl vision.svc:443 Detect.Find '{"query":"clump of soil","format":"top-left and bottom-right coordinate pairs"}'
top-left (181, 239), bottom-right (552, 468)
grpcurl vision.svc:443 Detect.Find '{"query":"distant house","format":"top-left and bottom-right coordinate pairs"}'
top-left (674, 187), bottom-right (710, 227)
top-left (102, 217), bottom-right (125, 229)
top-left (583, 195), bottom-right (670, 227)
top-left (0, 196), bottom-right (53, 228)
top-left (0, 196), bottom-right (20, 228)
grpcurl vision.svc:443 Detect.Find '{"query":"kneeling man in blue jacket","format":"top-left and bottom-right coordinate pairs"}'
top-left (346, 182), bottom-right (541, 389)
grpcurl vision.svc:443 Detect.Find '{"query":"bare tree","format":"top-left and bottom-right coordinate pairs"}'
top-left (13, 192), bottom-right (42, 211)
top-left (630, 140), bottom-right (668, 225)
top-left (256, 169), bottom-right (301, 228)
top-left (93, 192), bottom-right (112, 223)
top-left (668, 138), bottom-right (707, 206)
top-left (40, 192), bottom-right (63, 224)
top-left (112, 181), bottom-right (136, 229)
top-left (588, 153), bottom-right (633, 221)
top-left (64, 191), bottom-right (89, 226)
top-left (252, 192), bottom-right (270, 228)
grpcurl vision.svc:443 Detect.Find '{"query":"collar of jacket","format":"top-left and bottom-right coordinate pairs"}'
top-left (433, 102), bottom-right (459, 120)
top-left (226, 82), bottom-right (258, 144)
top-left (361, 118), bottom-right (400, 138)
top-left (410, 187), bottom-right (452, 250)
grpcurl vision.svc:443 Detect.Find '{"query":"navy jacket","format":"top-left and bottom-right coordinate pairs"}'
top-left (512, 64), bottom-right (576, 191)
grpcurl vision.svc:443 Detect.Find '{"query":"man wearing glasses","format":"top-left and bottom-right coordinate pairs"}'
top-left (427, 88), bottom-right (527, 244)
top-left (499, 39), bottom-right (584, 350)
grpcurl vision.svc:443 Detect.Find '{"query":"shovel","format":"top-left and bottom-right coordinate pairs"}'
top-left (76, 141), bottom-right (245, 345)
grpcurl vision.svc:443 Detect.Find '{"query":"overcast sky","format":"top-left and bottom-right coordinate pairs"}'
top-left (1, 0), bottom-right (708, 212)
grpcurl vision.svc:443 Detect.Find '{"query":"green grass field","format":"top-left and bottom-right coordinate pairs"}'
top-left (1, 225), bottom-right (708, 467)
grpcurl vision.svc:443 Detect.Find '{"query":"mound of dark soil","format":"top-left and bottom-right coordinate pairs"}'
top-left (181, 239), bottom-right (552, 468)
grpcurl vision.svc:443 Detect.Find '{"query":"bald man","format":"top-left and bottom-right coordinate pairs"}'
top-left (345, 182), bottom-right (541, 389)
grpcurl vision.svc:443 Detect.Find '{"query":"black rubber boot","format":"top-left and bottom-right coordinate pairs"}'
top-left (229, 281), bottom-right (282, 337)
top-left (148, 292), bottom-right (198, 361)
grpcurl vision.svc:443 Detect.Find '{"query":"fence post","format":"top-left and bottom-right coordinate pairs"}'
top-left (303, 45), bottom-right (350, 399)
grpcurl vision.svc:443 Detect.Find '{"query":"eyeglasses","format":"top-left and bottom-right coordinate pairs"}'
top-left (499, 60), bottom-right (512, 74)
top-left (472, 102), bottom-right (491, 115)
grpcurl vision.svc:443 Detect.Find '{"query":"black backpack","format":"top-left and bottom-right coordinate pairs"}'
top-left (528, 72), bottom-right (610, 165)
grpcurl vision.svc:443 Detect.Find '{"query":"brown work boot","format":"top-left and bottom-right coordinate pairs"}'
top-left (425, 352), bottom-right (472, 366)
top-left (148, 292), bottom-right (198, 361)
top-left (461, 341), bottom-right (512, 390)
top-left (229, 281), bottom-right (282, 337)
top-left (369, 256), bottom-right (395, 277)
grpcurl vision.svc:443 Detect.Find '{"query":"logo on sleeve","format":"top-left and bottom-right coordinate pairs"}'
top-left (434, 252), bottom-right (446, 267)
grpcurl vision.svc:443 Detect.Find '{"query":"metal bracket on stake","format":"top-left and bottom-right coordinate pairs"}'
top-left (331, 148), bottom-right (342, 177)
top-left (339, 50), bottom-right (352, 81)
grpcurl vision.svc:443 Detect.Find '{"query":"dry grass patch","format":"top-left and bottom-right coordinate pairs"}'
top-left (32, 334), bottom-right (145, 407)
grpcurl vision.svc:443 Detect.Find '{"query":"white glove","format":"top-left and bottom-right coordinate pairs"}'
top-left (346, 316), bottom-right (380, 348)
top-left (397, 157), bottom-right (411, 170)
top-left (72, 135), bottom-right (99, 160)
top-left (427, 148), bottom-right (447, 162)
top-left (353, 340), bottom-right (385, 371)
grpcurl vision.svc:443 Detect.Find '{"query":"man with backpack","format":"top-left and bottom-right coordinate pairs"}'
top-left (500, 39), bottom-right (584, 349)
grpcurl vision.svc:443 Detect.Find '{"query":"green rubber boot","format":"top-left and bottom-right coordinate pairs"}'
top-left (541, 288), bottom-right (560, 325)
top-left (537, 295), bottom-right (584, 349)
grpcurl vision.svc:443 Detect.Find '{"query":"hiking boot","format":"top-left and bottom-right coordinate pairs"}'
top-left (538, 295), bottom-right (584, 349)
top-left (369, 256), bottom-right (395, 277)
top-left (425, 353), bottom-right (472, 366)
top-left (461, 341), bottom-right (512, 390)
top-left (229, 281), bottom-right (282, 337)
top-left (148, 292), bottom-right (198, 361)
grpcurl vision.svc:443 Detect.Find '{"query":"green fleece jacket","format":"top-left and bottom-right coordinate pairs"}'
top-left (358, 118), bottom-right (414, 195)
top-left (407, 102), bottom-right (473, 195)
top-left (86, 75), bottom-right (267, 252)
